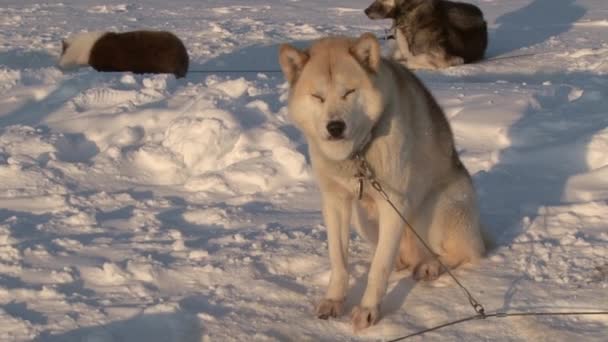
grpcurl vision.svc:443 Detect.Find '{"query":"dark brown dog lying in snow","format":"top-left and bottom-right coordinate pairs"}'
top-left (58, 30), bottom-right (189, 78)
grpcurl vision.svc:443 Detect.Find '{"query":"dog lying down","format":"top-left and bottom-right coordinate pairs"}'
top-left (58, 30), bottom-right (189, 78)
top-left (365, 0), bottom-right (488, 70)
top-left (279, 33), bottom-right (486, 330)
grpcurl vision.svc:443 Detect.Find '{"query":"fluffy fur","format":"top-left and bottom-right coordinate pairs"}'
top-left (365, 0), bottom-right (488, 69)
top-left (279, 33), bottom-right (485, 331)
top-left (58, 30), bottom-right (189, 78)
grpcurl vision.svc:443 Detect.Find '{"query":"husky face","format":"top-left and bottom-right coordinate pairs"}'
top-left (364, 0), bottom-right (398, 19)
top-left (279, 34), bottom-right (385, 161)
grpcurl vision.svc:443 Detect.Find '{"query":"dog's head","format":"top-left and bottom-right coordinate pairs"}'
top-left (58, 34), bottom-right (80, 68)
top-left (364, 0), bottom-right (398, 19)
top-left (279, 33), bottom-right (385, 161)
top-left (57, 32), bottom-right (105, 69)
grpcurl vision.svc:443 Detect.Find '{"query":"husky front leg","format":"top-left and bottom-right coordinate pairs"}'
top-left (316, 191), bottom-right (353, 319)
top-left (352, 199), bottom-right (404, 330)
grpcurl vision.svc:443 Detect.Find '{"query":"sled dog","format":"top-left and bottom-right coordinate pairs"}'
top-left (365, 0), bottom-right (487, 69)
top-left (58, 30), bottom-right (189, 78)
top-left (279, 33), bottom-right (485, 330)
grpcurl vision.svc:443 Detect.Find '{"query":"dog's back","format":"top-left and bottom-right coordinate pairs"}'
top-left (89, 31), bottom-right (189, 78)
top-left (441, 0), bottom-right (488, 62)
top-left (443, 1), bottom-right (485, 29)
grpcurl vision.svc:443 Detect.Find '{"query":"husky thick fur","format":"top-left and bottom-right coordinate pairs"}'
top-left (279, 33), bottom-right (485, 330)
top-left (58, 30), bottom-right (189, 78)
top-left (365, 0), bottom-right (487, 69)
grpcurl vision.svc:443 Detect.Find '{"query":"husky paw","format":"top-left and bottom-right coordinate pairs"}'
top-left (413, 259), bottom-right (442, 281)
top-left (351, 305), bottom-right (380, 331)
top-left (316, 298), bottom-right (344, 319)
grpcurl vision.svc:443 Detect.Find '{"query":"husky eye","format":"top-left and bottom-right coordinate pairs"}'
top-left (311, 94), bottom-right (325, 103)
top-left (342, 89), bottom-right (356, 99)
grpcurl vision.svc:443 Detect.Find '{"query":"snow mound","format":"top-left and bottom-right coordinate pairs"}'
top-left (163, 114), bottom-right (240, 173)
top-left (13, 73), bottom-right (313, 195)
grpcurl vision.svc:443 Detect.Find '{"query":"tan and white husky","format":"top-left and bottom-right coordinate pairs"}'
top-left (279, 33), bottom-right (485, 331)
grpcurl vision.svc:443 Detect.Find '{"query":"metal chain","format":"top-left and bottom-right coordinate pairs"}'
top-left (188, 69), bottom-right (282, 73)
top-left (353, 153), bottom-right (486, 316)
top-left (380, 28), bottom-right (396, 41)
top-left (386, 311), bottom-right (608, 341)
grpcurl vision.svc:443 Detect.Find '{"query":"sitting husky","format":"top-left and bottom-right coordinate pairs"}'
top-left (279, 33), bottom-right (485, 330)
top-left (365, 0), bottom-right (488, 69)
top-left (58, 30), bottom-right (189, 78)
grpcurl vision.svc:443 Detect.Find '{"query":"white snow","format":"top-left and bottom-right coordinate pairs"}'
top-left (0, 0), bottom-right (607, 341)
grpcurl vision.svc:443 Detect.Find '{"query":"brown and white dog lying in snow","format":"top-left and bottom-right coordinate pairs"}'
top-left (58, 30), bottom-right (189, 78)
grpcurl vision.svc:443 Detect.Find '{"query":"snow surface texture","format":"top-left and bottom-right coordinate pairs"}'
top-left (0, 0), bottom-right (607, 341)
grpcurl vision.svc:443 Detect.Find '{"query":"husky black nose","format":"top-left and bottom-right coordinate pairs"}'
top-left (364, 7), bottom-right (371, 15)
top-left (326, 120), bottom-right (346, 139)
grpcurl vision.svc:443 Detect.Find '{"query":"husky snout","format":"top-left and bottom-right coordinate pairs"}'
top-left (364, 1), bottom-right (392, 19)
top-left (326, 120), bottom-right (346, 140)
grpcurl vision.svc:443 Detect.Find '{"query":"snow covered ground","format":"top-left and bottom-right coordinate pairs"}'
top-left (0, 0), bottom-right (607, 341)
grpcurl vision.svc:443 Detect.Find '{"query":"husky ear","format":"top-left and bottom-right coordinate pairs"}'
top-left (350, 33), bottom-right (381, 73)
top-left (279, 44), bottom-right (309, 85)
